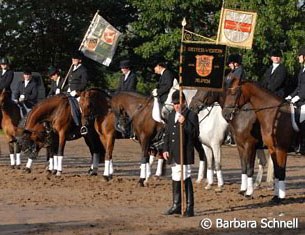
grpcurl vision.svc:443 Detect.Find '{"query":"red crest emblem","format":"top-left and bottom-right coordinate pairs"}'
top-left (195, 55), bottom-right (214, 77)
top-left (101, 27), bottom-right (117, 45)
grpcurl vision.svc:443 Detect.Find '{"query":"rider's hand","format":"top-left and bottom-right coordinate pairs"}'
top-left (163, 151), bottom-right (169, 160)
top-left (70, 90), bottom-right (77, 97)
top-left (152, 89), bottom-right (158, 97)
top-left (291, 96), bottom-right (300, 103)
top-left (285, 95), bottom-right (292, 101)
top-left (19, 94), bottom-right (25, 102)
top-left (55, 88), bottom-right (60, 94)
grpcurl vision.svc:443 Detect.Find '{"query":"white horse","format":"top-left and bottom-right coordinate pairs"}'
top-left (184, 89), bottom-right (227, 191)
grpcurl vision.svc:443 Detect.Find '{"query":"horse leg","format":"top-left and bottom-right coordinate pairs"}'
top-left (266, 155), bottom-right (274, 189)
top-left (54, 132), bottom-right (66, 176)
top-left (194, 139), bottom-right (206, 183)
top-left (101, 131), bottom-right (115, 181)
top-left (204, 146), bottom-right (214, 190)
top-left (254, 149), bottom-right (266, 188)
top-left (138, 140), bottom-right (151, 187)
top-left (244, 145), bottom-right (257, 197)
top-left (8, 142), bottom-right (15, 169)
top-left (212, 143), bottom-right (224, 192)
top-left (271, 150), bottom-right (287, 203)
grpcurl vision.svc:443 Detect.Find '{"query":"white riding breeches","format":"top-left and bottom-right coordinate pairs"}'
top-left (171, 164), bottom-right (192, 181)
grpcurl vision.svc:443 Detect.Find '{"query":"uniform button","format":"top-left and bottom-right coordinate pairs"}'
top-left (172, 132), bottom-right (175, 135)
top-left (172, 140), bottom-right (175, 142)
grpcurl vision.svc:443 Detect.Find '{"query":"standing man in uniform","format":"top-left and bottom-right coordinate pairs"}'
top-left (162, 90), bottom-right (198, 217)
top-left (116, 60), bottom-right (137, 92)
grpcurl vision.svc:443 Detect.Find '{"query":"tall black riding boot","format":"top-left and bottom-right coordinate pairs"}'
top-left (164, 180), bottom-right (181, 215)
top-left (300, 122), bottom-right (305, 155)
top-left (184, 177), bottom-right (194, 217)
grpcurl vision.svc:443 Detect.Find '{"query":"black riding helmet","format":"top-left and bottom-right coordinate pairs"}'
top-left (171, 90), bottom-right (186, 104)
top-left (226, 54), bottom-right (242, 65)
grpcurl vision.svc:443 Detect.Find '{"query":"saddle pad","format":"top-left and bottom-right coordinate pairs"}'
top-left (152, 97), bottom-right (163, 123)
top-left (300, 105), bottom-right (305, 123)
top-left (290, 103), bottom-right (299, 132)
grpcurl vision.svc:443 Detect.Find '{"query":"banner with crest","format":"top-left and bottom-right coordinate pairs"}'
top-left (80, 13), bottom-right (121, 66)
top-left (217, 8), bottom-right (257, 49)
top-left (181, 43), bottom-right (226, 90)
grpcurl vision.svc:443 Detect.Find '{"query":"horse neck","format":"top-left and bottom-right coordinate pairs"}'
top-left (243, 83), bottom-right (281, 124)
top-left (25, 98), bottom-right (65, 129)
top-left (1, 99), bottom-right (21, 124)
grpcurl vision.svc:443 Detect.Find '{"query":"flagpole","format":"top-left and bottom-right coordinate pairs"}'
top-left (179, 17), bottom-right (186, 216)
top-left (216, 0), bottom-right (225, 44)
top-left (61, 10), bottom-right (100, 90)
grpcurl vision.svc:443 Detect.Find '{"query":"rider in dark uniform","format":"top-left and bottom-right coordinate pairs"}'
top-left (47, 66), bottom-right (66, 97)
top-left (0, 57), bottom-right (14, 93)
top-left (116, 60), bottom-right (137, 92)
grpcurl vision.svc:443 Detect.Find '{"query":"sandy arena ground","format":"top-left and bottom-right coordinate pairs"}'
top-left (0, 135), bottom-right (304, 235)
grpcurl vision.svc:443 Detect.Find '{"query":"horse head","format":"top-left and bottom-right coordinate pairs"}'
top-left (222, 77), bottom-right (248, 121)
top-left (79, 88), bottom-right (111, 135)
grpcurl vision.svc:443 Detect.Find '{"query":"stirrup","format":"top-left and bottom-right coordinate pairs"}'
top-left (80, 126), bottom-right (88, 135)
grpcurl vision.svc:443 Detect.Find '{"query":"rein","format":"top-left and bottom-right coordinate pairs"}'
top-left (127, 96), bottom-right (153, 122)
top-left (198, 103), bottom-right (221, 124)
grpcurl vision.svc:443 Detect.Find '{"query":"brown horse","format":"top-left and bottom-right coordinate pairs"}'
top-left (222, 78), bottom-right (293, 203)
top-left (110, 92), bottom-right (164, 186)
top-left (79, 88), bottom-right (116, 180)
top-left (0, 89), bottom-right (22, 168)
top-left (18, 94), bottom-right (105, 176)
top-left (190, 89), bottom-right (271, 197)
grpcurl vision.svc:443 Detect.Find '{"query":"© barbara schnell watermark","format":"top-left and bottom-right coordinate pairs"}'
top-left (200, 217), bottom-right (299, 230)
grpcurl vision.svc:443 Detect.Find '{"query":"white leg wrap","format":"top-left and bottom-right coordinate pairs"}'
top-left (16, 153), bottom-right (21, 165)
top-left (109, 160), bottom-right (114, 175)
top-left (48, 158), bottom-right (54, 170)
top-left (207, 169), bottom-right (214, 185)
top-left (278, 181), bottom-right (286, 199)
top-left (216, 170), bottom-right (224, 187)
top-left (140, 163), bottom-right (146, 178)
top-left (90, 164), bottom-right (94, 170)
top-left (274, 179), bottom-right (279, 196)
top-left (149, 155), bottom-right (155, 166)
top-left (53, 155), bottom-right (58, 170)
top-left (10, 154), bottom-right (15, 166)
top-left (145, 163), bottom-right (151, 180)
top-left (240, 174), bottom-right (248, 191)
top-left (197, 161), bottom-right (205, 182)
top-left (103, 160), bottom-right (110, 176)
top-left (155, 159), bottom-right (164, 176)
top-left (171, 164), bottom-right (191, 181)
top-left (26, 158), bottom-right (33, 169)
top-left (57, 156), bottom-right (63, 172)
top-left (246, 177), bottom-right (254, 196)
top-left (255, 164), bottom-right (263, 185)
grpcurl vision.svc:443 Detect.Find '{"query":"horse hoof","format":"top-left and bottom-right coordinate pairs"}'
top-left (245, 194), bottom-right (254, 199)
top-left (10, 165), bottom-right (15, 169)
top-left (16, 165), bottom-right (21, 170)
top-left (23, 167), bottom-right (31, 174)
top-left (215, 186), bottom-right (223, 192)
top-left (238, 190), bottom-right (246, 196)
top-left (204, 184), bottom-right (212, 190)
top-left (137, 178), bottom-right (145, 187)
top-left (144, 180), bottom-right (149, 187)
top-left (56, 171), bottom-right (62, 176)
top-left (196, 178), bottom-right (203, 184)
top-left (153, 175), bottom-right (161, 181)
top-left (270, 196), bottom-right (284, 205)
top-left (102, 175), bottom-right (110, 181)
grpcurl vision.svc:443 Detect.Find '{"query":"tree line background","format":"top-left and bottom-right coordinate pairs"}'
top-left (0, 0), bottom-right (304, 94)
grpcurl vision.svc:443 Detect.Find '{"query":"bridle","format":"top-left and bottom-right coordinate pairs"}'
top-left (223, 85), bottom-right (243, 121)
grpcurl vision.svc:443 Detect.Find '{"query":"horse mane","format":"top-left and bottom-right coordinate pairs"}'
top-left (85, 87), bottom-right (112, 99)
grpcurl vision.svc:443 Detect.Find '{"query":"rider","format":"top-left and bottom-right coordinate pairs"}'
top-left (0, 57), bottom-right (14, 93)
top-left (152, 60), bottom-right (175, 120)
top-left (260, 48), bottom-right (288, 99)
top-left (13, 68), bottom-right (38, 116)
top-left (116, 60), bottom-right (138, 139)
top-left (285, 46), bottom-right (305, 154)
top-left (47, 66), bottom-right (66, 97)
top-left (65, 50), bottom-right (88, 127)
top-left (116, 60), bottom-right (138, 92)
top-left (224, 53), bottom-right (246, 145)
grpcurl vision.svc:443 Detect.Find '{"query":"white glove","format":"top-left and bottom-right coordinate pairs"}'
top-left (291, 96), bottom-right (300, 103)
top-left (152, 88), bottom-right (158, 97)
top-left (19, 94), bottom-right (25, 102)
top-left (70, 90), bottom-right (77, 97)
top-left (55, 88), bottom-right (60, 94)
top-left (285, 95), bottom-right (292, 101)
